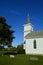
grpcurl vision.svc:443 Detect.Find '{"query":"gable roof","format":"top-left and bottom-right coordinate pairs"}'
top-left (25, 30), bottom-right (43, 39)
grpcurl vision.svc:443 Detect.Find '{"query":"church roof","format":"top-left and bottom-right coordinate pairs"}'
top-left (27, 14), bottom-right (30, 23)
top-left (25, 30), bottom-right (43, 39)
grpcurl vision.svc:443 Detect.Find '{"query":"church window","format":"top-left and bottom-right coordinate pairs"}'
top-left (24, 40), bottom-right (26, 44)
top-left (34, 40), bottom-right (36, 49)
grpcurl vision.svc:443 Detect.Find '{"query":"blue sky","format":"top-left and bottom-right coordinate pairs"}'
top-left (0, 0), bottom-right (43, 47)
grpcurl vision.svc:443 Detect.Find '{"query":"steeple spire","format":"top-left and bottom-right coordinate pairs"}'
top-left (27, 14), bottom-right (30, 23)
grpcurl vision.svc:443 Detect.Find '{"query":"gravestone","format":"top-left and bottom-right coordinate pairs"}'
top-left (9, 55), bottom-right (15, 58)
top-left (30, 57), bottom-right (39, 61)
top-left (2, 54), bottom-right (4, 56)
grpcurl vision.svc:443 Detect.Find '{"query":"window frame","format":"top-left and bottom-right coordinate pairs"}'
top-left (33, 40), bottom-right (36, 49)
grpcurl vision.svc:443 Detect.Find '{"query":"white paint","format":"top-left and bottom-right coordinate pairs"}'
top-left (25, 38), bottom-right (43, 55)
top-left (24, 23), bottom-right (33, 37)
top-left (23, 16), bottom-right (43, 55)
top-left (23, 23), bottom-right (33, 50)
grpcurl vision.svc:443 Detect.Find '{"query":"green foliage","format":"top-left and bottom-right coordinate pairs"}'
top-left (0, 16), bottom-right (15, 48)
top-left (17, 45), bottom-right (25, 54)
top-left (0, 23), bottom-right (3, 30)
top-left (0, 16), bottom-right (6, 23)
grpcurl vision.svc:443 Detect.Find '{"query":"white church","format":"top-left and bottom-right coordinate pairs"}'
top-left (23, 15), bottom-right (43, 55)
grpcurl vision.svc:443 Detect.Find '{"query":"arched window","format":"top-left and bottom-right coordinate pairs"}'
top-left (34, 40), bottom-right (36, 49)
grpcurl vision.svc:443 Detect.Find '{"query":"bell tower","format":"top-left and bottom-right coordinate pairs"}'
top-left (23, 14), bottom-right (33, 50)
top-left (24, 15), bottom-right (33, 38)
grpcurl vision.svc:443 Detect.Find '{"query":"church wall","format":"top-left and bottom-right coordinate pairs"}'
top-left (25, 38), bottom-right (43, 55)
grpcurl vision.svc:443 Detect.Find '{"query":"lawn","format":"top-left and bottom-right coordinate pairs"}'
top-left (0, 54), bottom-right (43, 65)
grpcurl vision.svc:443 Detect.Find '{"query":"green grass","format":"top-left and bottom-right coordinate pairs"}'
top-left (0, 51), bottom-right (5, 55)
top-left (0, 54), bottom-right (43, 65)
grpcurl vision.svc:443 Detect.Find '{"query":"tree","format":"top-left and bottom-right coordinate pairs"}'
top-left (0, 16), bottom-right (15, 49)
top-left (17, 44), bottom-right (25, 54)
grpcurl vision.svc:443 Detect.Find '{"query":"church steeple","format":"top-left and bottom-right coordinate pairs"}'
top-left (27, 14), bottom-right (30, 24)
top-left (24, 14), bottom-right (33, 37)
top-left (23, 14), bottom-right (33, 50)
